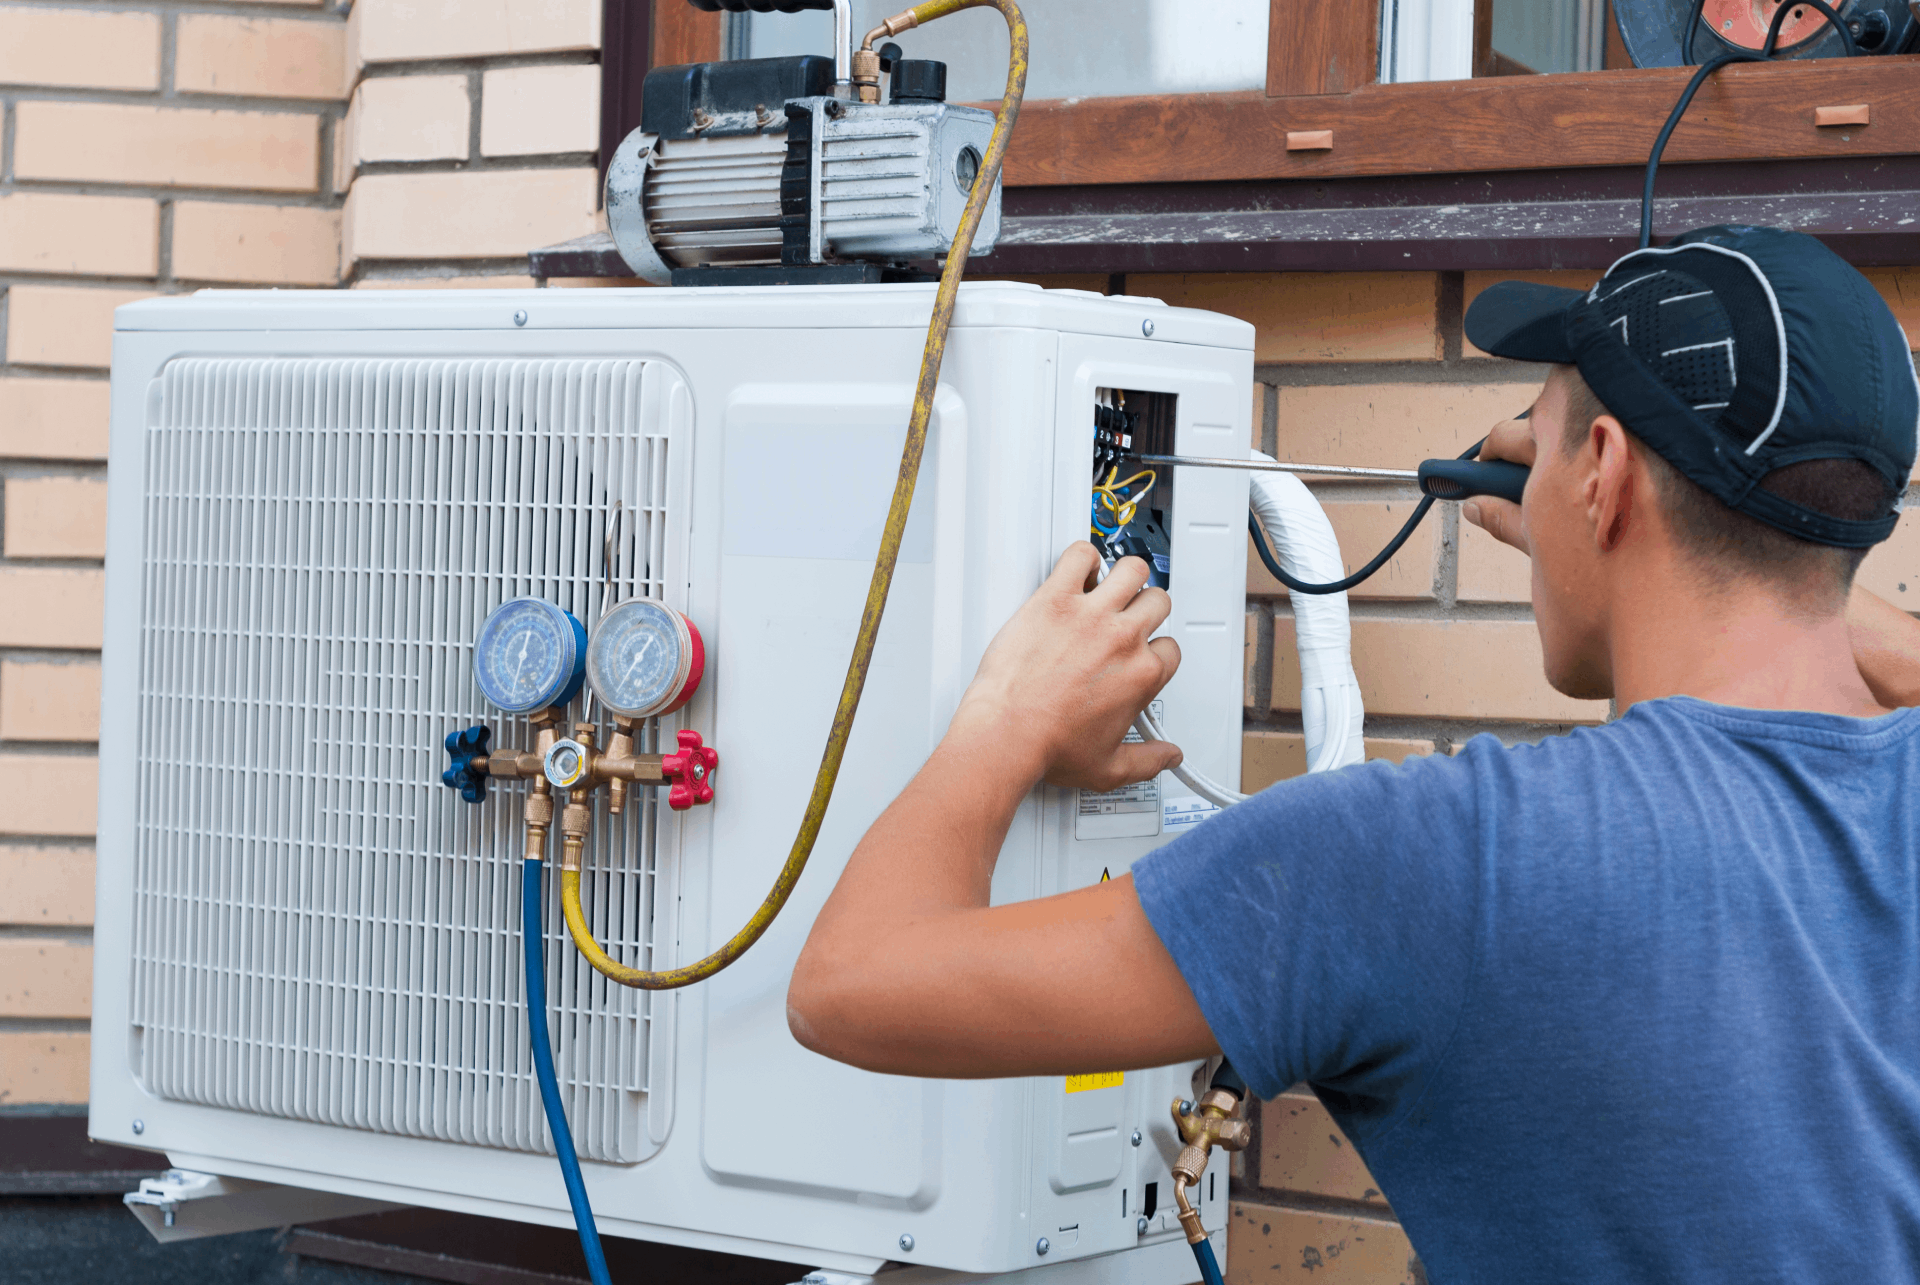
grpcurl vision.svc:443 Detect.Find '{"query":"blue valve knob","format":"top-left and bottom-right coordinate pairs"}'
top-left (443, 725), bottom-right (492, 803)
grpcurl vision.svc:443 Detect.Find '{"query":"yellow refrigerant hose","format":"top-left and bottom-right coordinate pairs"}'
top-left (562, 0), bottom-right (1029, 990)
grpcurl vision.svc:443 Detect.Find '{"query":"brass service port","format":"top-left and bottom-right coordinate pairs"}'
top-left (1169, 1088), bottom-right (1251, 1245)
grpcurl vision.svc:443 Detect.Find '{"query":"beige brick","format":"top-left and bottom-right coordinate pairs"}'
top-left (0, 1032), bottom-right (89, 1104)
top-left (0, 379), bottom-right (110, 461)
top-left (543, 277), bottom-right (654, 289)
top-left (344, 168), bottom-right (598, 263)
top-left (4, 477), bottom-right (107, 559)
top-left (1864, 268), bottom-right (1920, 349)
top-left (176, 14), bottom-right (345, 100)
top-left (357, 0), bottom-right (598, 61)
top-left (0, 939), bottom-right (91, 1017)
top-left (1456, 515), bottom-right (1533, 604)
top-left (1275, 618), bottom-right (1608, 723)
top-left (1253, 381), bottom-right (1269, 449)
top-left (0, 847), bottom-right (94, 925)
top-left (481, 64), bottom-right (598, 157)
top-left (1249, 500), bottom-right (1434, 600)
top-left (1858, 509), bottom-right (1920, 610)
top-left (349, 76), bottom-right (471, 164)
top-left (1, 661), bottom-right (101, 742)
top-left (16, 102), bottom-right (320, 193)
top-left (0, 568), bottom-right (104, 648)
top-left (0, 193), bottom-right (159, 278)
top-left (172, 202), bottom-right (341, 286)
top-left (1262, 1091), bottom-right (1389, 1206)
top-left (0, 6), bottom-right (159, 90)
top-left (3, 757), bottom-right (99, 838)
top-left (1246, 613), bottom-right (1260, 712)
top-left (4, 287), bottom-right (154, 370)
top-left (1273, 382), bottom-right (1539, 471)
top-left (1463, 270), bottom-right (1593, 359)
top-left (353, 274), bottom-right (542, 289)
top-left (1242, 731), bottom-right (1437, 792)
top-left (1130, 273), bottom-right (1439, 363)
top-left (1228, 1201), bottom-right (1417, 1284)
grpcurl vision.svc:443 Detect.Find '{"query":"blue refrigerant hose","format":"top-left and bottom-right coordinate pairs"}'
top-left (1193, 1236), bottom-right (1227, 1285)
top-left (524, 855), bottom-right (615, 1285)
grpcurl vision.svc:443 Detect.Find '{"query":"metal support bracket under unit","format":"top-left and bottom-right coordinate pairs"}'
top-left (124, 1168), bottom-right (406, 1243)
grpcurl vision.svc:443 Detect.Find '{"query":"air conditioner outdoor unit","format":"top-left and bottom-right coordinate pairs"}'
top-left (90, 282), bottom-right (1253, 1282)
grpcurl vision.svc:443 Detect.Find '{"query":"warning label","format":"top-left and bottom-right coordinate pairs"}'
top-left (1065, 1071), bottom-right (1124, 1094)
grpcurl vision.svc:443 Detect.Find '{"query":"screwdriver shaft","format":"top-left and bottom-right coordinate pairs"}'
top-left (1134, 454), bottom-right (1419, 482)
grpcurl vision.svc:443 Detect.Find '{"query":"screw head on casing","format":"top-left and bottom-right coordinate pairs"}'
top-left (1035, 1237), bottom-right (1050, 1255)
top-left (899, 1234), bottom-right (915, 1253)
top-left (131, 1119), bottom-right (145, 1135)
top-left (1137, 1216), bottom-right (1149, 1235)
top-left (1131, 1129), bottom-right (1143, 1146)
top-left (513, 310), bottom-right (529, 327)
top-left (1141, 318), bottom-right (1156, 337)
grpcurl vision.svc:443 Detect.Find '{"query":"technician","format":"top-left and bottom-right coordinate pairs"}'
top-left (787, 225), bottom-right (1920, 1281)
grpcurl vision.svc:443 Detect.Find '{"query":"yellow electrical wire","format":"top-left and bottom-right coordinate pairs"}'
top-left (563, 0), bottom-right (1029, 990)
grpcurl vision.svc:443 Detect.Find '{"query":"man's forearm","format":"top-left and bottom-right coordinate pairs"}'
top-left (1850, 585), bottom-right (1920, 708)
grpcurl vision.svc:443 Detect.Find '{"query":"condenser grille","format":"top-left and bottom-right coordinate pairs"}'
top-left (130, 357), bottom-right (688, 1163)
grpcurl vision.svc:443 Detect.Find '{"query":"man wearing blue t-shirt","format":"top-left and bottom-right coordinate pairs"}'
top-left (788, 226), bottom-right (1920, 1281)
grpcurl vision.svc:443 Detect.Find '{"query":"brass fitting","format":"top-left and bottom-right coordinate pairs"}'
top-left (851, 46), bottom-right (882, 103)
top-left (863, 10), bottom-right (919, 49)
top-left (1169, 1088), bottom-right (1251, 1245)
top-left (606, 718), bottom-right (636, 815)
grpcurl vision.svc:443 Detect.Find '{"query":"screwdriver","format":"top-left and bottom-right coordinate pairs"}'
top-left (1134, 455), bottom-right (1529, 504)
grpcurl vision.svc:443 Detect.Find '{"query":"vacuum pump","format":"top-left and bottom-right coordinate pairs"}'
top-left (606, 0), bottom-right (1000, 284)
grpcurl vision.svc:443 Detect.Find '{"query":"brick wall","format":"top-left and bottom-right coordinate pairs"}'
top-left (0, 0), bottom-right (346, 1106)
top-left (337, 0), bottom-right (603, 287)
top-left (1102, 266), bottom-right (1920, 1284)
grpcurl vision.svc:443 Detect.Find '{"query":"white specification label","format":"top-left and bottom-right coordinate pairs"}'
top-left (1074, 702), bottom-right (1164, 840)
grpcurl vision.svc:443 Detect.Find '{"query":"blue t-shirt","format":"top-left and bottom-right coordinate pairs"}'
top-left (1135, 696), bottom-right (1920, 1283)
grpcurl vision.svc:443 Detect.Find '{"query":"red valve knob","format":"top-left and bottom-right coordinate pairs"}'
top-left (661, 729), bottom-right (719, 811)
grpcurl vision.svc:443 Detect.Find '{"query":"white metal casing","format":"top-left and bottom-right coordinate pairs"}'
top-left (93, 282), bottom-right (1252, 1280)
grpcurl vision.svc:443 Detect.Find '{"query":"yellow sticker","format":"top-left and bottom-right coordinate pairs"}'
top-left (1065, 1071), bottom-right (1124, 1093)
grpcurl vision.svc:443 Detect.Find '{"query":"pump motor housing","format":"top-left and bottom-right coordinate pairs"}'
top-left (606, 54), bottom-right (1000, 282)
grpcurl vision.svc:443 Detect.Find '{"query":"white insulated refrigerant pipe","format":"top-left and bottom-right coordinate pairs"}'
top-left (1136, 449), bottom-right (1366, 809)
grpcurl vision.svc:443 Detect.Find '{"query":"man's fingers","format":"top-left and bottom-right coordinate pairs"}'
top-left (1145, 635), bottom-right (1181, 693)
top-left (1462, 496), bottom-right (1527, 553)
top-left (1479, 417), bottom-right (1536, 468)
top-left (1088, 555), bottom-right (1151, 607)
top-left (1118, 584), bottom-right (1173, 637)
top-left (1094, 739), bottom-right (1184, 793)
top-left (1049, 542), bottom-right (1104, 596)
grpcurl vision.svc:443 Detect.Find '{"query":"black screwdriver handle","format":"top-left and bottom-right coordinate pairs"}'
top-left (1417, 458), bottom-right (1529, 505)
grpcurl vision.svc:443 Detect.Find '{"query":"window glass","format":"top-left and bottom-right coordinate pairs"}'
top-left (734, 0), bottom-right (1269, 101)
top-left (1490, 0), bottom-right (1606, 73)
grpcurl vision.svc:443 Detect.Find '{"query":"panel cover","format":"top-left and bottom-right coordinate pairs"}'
top-left (130, 358), bottom-right (686, 1163)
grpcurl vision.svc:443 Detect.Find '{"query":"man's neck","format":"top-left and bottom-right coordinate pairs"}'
top-left (1607, 568), bottom-right (1888, 717)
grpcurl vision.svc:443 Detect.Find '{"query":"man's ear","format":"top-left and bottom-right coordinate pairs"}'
top-left (1584, 415), bottom-right (1637, 554)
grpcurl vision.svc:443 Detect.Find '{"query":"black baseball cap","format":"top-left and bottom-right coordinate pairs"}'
top-left (1465, 225), bottom-right (1917, 549)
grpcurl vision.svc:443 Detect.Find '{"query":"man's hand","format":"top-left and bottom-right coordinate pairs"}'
top-left (952, 542), bottom-right (1183, 792)
top-left (786, 541), bottom-right (1217, 1077)
top-left (1460, 413), bottom-right (1535, 553)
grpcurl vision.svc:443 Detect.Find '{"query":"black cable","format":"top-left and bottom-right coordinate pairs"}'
top-left (1643, 0), bottom-right (1857, 248)
top-left (1680, 0), bottom-right (1706, 64)
top-left (1251, 440), bottom-right (1482, 596)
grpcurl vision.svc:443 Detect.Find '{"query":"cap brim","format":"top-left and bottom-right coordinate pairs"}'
top-left (1464, 281), bottom-right (1583, 362)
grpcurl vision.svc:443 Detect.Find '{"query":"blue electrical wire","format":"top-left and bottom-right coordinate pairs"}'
top-left (524, 855), bottom-right (615, 1285)
top-left (1192, 1236), bottom-right (1227, 1285)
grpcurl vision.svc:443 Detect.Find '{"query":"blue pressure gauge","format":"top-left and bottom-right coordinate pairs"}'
top-left (585, 599), bottom-right (704, 719)
top-left (472, 597), bottom-right (587, 714)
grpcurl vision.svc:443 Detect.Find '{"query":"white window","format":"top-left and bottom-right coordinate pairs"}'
top-left (1380, 0), bottom-right (1607, 82)
top-left (734, 0), bottom-right (1269, 102)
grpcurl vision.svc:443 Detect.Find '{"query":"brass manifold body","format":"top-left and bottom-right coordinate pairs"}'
top-left (1170, 1086), bottom-right (1252, 1245)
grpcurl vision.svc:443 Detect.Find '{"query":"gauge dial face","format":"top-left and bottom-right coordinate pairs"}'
top-left (587, 599), bottom-right (692, 719)
top-left (473, 597), bottom-right (583, 714)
